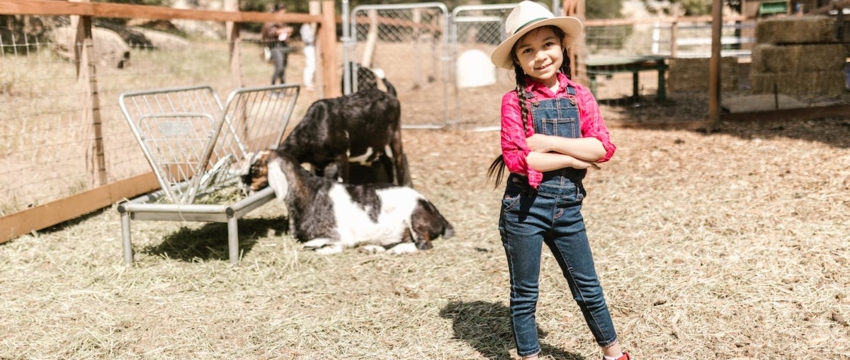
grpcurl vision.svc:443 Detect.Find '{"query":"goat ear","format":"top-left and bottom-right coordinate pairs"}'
top-left (370, 67), bottom-right (386, 79)
top-left (266, 158), bottom-right (289, 202)
top-left (238, 152), bottom-right (256, 176)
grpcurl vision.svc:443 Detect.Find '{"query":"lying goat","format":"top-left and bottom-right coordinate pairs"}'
top-left (243, 150), bottom-right (454, 254)
top-left (271, 83), bottom-right (409, 187)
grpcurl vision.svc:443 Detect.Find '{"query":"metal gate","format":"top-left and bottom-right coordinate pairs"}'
top-left (449, 4), bottom-right (524, 130)
top-left (341, 2), bottom-right (557, 131)
top-left (343, 2), bottom-right (451, 129)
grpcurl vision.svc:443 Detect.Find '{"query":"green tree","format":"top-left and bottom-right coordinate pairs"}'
top-left (587, 0), bottom-right (624, 19)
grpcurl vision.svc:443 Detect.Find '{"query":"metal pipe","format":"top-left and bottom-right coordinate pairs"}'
top-left (121, 211), bottom-right (133, 265)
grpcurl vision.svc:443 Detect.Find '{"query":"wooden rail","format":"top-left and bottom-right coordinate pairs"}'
top-left (584, 15), bottom-right (748, 27)
top-left (1, 172), bottom-right (162, 243)
top-left (0, 0), bottom-right (317, 23)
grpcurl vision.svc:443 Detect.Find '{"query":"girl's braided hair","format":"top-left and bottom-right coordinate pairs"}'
top-left (486, 26), bottom-right (571, 188)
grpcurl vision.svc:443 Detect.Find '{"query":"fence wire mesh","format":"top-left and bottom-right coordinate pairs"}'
top-left (347, 3), bottom-right (451, 129)
top-left (448, 4), bottom-right (515, 130)
top-left (2, 5), bottom-right (771, 221)
top-left (0, 17), bottom-right (310, 217)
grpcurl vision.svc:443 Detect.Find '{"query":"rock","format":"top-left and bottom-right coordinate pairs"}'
top-left (48, 26), bottom-right (130, 69)
top-left (130, 27), bottom-right (190, 50)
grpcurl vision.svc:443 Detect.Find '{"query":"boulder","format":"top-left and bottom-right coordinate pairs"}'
top-left (49, 26), bottom-right (130, 69)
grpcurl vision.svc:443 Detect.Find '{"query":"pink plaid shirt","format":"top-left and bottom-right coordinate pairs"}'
top-left (500, 72), bottom-right (616, 188)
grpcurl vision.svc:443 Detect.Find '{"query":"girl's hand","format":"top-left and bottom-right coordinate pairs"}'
top-left (526, 134), bottom-right (552, 153)
top-left (576, 160), bottom-right (601, 170)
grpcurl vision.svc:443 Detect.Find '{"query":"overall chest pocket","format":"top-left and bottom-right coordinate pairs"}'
top-left (537, 116), bottom-right (578, 138)
top-left (532, 97), bottom-right (580, 138)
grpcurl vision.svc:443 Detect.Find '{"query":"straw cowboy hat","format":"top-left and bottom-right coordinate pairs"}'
top-left (490, 1), bottom-right (583, 70)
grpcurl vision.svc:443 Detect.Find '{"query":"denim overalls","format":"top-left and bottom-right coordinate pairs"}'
top-left (498, 86), bottom-right (618, 357)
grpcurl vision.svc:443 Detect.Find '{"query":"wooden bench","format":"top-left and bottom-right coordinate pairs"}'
top-left (586, 55), bottom-right (669, 102)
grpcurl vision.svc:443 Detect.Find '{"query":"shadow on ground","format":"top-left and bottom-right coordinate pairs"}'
top-left (440, 300), bottom-right (586, 360)
top-left (143, 216), bottom-right (288, 262)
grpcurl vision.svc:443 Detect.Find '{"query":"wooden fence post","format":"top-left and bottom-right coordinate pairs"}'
top-left (320, 0), bottom-right (339, 97)
top-left (564, 0), bottom-right (587, 85)
top-left (71, 0), bottom-right (107, 187)
top-left (671, 19), bottom-right (679, 58)
top-left (225, 0), bottom-right (241, 89)
top-left (708, 0), bottom-right (722, 128)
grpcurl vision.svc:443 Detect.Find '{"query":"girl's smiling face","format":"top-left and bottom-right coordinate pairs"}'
top-left (513, 26), bottom-right (564, 89)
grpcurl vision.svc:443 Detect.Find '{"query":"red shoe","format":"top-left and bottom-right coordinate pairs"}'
top-left (604, 352), bottom-right (630, 360)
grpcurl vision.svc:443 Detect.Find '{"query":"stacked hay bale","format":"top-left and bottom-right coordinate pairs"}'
top-left (749, 16), bottom-right (848, 97)
top-left (668, 56), bottom-right (739, 92)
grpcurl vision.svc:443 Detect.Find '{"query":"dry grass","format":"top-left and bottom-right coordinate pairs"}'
top-left (3, 110), bottom-right (850, 359)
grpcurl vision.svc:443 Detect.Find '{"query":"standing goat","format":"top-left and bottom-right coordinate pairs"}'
top-left (243, 150), bottom-right (454, 254)
top-left (274, 78), bottom-right (408, 187)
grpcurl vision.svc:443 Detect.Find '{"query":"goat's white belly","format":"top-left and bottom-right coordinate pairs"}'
top-left (327, 186), bottom-right (421, 248)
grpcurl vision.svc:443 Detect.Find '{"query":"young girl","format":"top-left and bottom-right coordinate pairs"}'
top-left (487, 2), bottom-right (629, 360)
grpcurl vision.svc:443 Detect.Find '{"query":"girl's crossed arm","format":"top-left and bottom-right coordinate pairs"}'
top-left (526, 134), bottom-right (605, 160)
top-left (526, 150), bottom-right (599, 172)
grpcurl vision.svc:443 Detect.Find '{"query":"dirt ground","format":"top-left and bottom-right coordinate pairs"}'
top-left (2, 46), bottom-right (850, 359)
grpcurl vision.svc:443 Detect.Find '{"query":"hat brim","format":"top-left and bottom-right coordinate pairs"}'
top-left (490, 17), bottom-right (582, 70)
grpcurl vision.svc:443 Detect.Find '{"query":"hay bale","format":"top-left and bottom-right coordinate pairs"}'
top-left (721, 94), bottom-right (807, 113)
top-left (756, 16), bottom-right (836, 44)
top-left (668, 57), bottom-right (738, 92)
top-left (752, 44), bottom-right (847, 73)
top-left (749, 70), bottom-right (846, 96)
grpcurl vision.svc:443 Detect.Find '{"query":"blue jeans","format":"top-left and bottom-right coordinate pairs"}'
top-left (499, 173), bottom-right (618, 357)
top-left (270, 45), bottom-right (288, 85)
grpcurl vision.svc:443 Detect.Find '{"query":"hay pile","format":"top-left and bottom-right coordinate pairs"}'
top-left (668, 57), bottom-right (739, 92)
top-left (749, 16), bottom-right (848, 97)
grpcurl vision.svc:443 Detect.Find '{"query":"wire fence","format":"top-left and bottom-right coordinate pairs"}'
top-left (345, 3), bottom-right (451, 129)
top-left (0, 17), bottom-right (307, 217)
top-left (0, 10), bottom-right (740, 217)
top-left (5, 2), bottom-right (846, 237)
top-left (0, 8), bottom-right (747, 220)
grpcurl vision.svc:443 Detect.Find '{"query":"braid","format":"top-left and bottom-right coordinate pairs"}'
top-left (561, 48), bottom-right (572, 80)
top-left (487, 63), bottom-right (530, 188)
top-left (514, 65), bottom-right (531, 134)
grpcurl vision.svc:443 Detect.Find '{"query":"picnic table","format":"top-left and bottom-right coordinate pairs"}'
top-left (586, 55), bottom-right (668, 102)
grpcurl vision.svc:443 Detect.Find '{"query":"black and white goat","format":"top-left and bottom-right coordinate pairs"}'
top-left (270, 79), bottom-right (409, 187)
top-left (243, 150), bottom-right (454, 254)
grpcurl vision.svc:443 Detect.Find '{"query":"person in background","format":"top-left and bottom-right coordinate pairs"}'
top-left (261, 4), bottom-right (293, 86)
top-left (486, 2), bottom-right (630, 360)
top-left (300, 22), bottom-right (317, 91)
